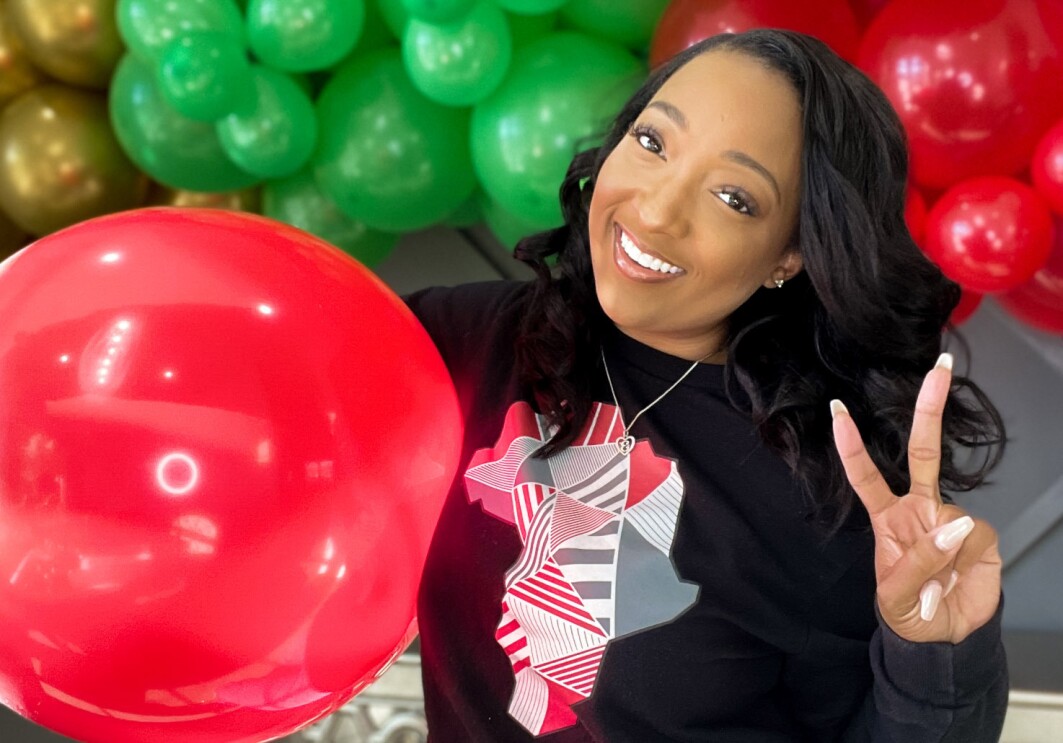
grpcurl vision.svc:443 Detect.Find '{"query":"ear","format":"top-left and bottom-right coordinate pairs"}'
top-left (763, 249), bottom-right (803, 289)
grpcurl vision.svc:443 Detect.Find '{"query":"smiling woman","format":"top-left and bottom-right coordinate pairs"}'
top-left (403, 28), bottom-right (1008, 743)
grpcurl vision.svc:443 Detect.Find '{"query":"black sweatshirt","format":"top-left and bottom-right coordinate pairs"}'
top-left (404, 280), bottom-right (1008, 742)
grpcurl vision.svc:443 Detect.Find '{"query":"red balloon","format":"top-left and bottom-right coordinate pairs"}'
top-left (997, 215), bottom-right (1063, 333)
top-left (950, 290), bottom-right (983, 326)
top-left (649, 0), bottom-right (860, 69)
top-left (904, 187), bottom-right (928, 246)
top-left (1031, 118), bottom-right (1063, 215)
top-left (924, 177), bottom-right (1054, 294)
top-left (0, 209), bottom-right (461, 742)
top-left (859, 0), bottom-right (1063, 190)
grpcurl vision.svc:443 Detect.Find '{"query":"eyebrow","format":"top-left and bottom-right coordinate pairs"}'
top-left (721, 150), bottom-right (782, 204)
top-left (646, 100), bottom-right (783, 204)
top-left (647, 100), bottom-right (688, 129)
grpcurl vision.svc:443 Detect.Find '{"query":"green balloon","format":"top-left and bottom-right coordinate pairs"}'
top-left (401, 0), bottom-right (475, 24)
top-left (217, 66), bottom-right (318, 178)
top-left (560, 0), bottom-right (667, 51)
top-left (116, 0), bottom-right (244, 62)
top-left (494, 0), bottom-right (568, 15)
top-left (471, 31), bottom-right (643, 226)
top-left (247, 0), bottom-right (365, 72)
top-left (157, 31), bottom-right (252, 121)
top-left (481, 192), bottom-right (548, 248)
top-left (403, 1), bottom-right (511, 107)
top-left (507, 10), bottom-right (556, 47)
top-left (375, 0), bottom-right (409, 39)
top-left (263, 169), bottom-right (399, 266)
top-left (315, 48), bottom-right (476, 231)
top-left (109, 53), bottom-right (259, 191)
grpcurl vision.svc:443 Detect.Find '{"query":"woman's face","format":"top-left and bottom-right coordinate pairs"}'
top-left (588, 50), bottom-right (804, 361)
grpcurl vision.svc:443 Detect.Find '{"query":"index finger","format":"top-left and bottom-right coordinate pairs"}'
top-left (907, 353), bottom-right (953, 501)
top-left (831, 400), bottom-right (896, 516)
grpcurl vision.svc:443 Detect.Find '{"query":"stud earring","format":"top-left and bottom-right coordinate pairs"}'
top-left (773, 275), bottom-right (786, 289)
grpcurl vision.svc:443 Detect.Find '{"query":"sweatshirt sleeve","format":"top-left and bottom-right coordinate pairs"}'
top-left (782, 596), bottom-right (1008, 742)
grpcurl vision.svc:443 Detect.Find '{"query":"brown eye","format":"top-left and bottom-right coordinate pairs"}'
top-left (716, 188), bottom-right (758, 217)
top-left (629, 124), bottom-right (664, 156)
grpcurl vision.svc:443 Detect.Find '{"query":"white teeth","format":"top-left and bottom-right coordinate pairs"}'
top-left (618, 229), bottom-right (682, 275)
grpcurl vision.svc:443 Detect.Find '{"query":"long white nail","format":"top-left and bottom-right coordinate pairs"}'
top-left (830, 399), bottom-right (848, 420)
top-left (936, 352), bottom-right (954, 371)
top-left (934, 516), bottom-right (974, 551)
top-left (920, 580), bottom-right (943, 621)
top-left (944, 570), bottom-right (959, 597)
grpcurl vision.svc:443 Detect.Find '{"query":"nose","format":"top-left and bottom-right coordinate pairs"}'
top-left (631, 170), bottom-right (692, 238)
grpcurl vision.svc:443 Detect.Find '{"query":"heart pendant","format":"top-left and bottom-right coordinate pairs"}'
top-left (616, 435), bottom-right (635, 456)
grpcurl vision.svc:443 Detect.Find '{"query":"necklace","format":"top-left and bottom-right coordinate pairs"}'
top-left (600, 346), bottom-right (715, 456)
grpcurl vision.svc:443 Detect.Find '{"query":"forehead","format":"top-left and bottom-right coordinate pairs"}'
top-left (648, 51), bottom-right (803, 181)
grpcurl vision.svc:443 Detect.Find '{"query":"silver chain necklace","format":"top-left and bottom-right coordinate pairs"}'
top-left (600, 346), bottom-right (715, 456)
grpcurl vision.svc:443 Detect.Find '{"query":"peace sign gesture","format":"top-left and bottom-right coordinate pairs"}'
top-left (831, 353), bottom-right (1002, 644)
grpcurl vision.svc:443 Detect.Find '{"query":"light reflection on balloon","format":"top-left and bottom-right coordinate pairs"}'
top-left (155, 453), bottom-right (200, 496)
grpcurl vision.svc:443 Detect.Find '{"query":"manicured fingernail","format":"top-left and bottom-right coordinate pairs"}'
top-left (920, 580), bottom-right (943, 621)
top-left (830, 399), bottom-right (848, 420)
top-left (944, 570), bottom-right (959, 597)
top-left (935, 352), bottom-right (953, 371)
top-left (934, 516), bottom-right (974, 551)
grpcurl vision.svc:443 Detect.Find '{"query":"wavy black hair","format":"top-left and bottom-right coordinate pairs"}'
top-left (512, 29), bottom-right (1005, 532)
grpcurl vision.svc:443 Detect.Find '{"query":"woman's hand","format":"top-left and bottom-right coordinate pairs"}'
top-left (830, 353), bottom-right (1002, 644)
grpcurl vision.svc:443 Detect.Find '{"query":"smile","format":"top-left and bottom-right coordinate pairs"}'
top-left (613, 224), bottom-right (685, 281)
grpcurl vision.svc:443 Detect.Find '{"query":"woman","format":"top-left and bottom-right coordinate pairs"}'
top-left (405, 29), bottom-right (1007, 742)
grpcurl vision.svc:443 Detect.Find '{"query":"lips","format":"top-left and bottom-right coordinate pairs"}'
top-left (612, 223), bottom-right (685, 282)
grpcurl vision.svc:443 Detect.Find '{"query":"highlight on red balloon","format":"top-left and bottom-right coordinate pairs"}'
top-left (0, 207), bottom-right (462, 743)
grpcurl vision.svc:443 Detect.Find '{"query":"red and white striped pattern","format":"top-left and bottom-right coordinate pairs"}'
top-left (537, 645), bottom-right (607, 696)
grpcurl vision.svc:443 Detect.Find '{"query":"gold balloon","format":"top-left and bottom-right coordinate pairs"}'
top-left (0, 208), bottom-right (30, 257)
top-left (6, 0), bottom-right (123, 89)
top-left (0, 85), bottom-right (149, 236)
top-left (146, 184), bottom-right (263, 213)
top-left (0, 3), bottom-right (46, 107)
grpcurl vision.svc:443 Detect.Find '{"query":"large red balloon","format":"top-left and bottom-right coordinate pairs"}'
top-left (997, 215), bottom-right (1063, 334)
top-left (649, 0), bottom-right (860, 69)
top-left (0, 209), bottom-right (461, 742)
top-left (859, 0), bottom-right (1063, 190)
top-left (924, 177), bottom-right (1054, 294)
top-left (1031, 118), bottom-right (1063, 215)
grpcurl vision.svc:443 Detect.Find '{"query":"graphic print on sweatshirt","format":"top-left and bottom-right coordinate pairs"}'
top-left (464, 401), bottom-right (699, 736)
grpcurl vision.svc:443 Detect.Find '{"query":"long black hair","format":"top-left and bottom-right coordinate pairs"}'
top-left (512, 29), bottom-right (1005, 532)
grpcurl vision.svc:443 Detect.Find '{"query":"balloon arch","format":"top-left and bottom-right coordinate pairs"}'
top-left (1, 0), bottom-right (1061, 331)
